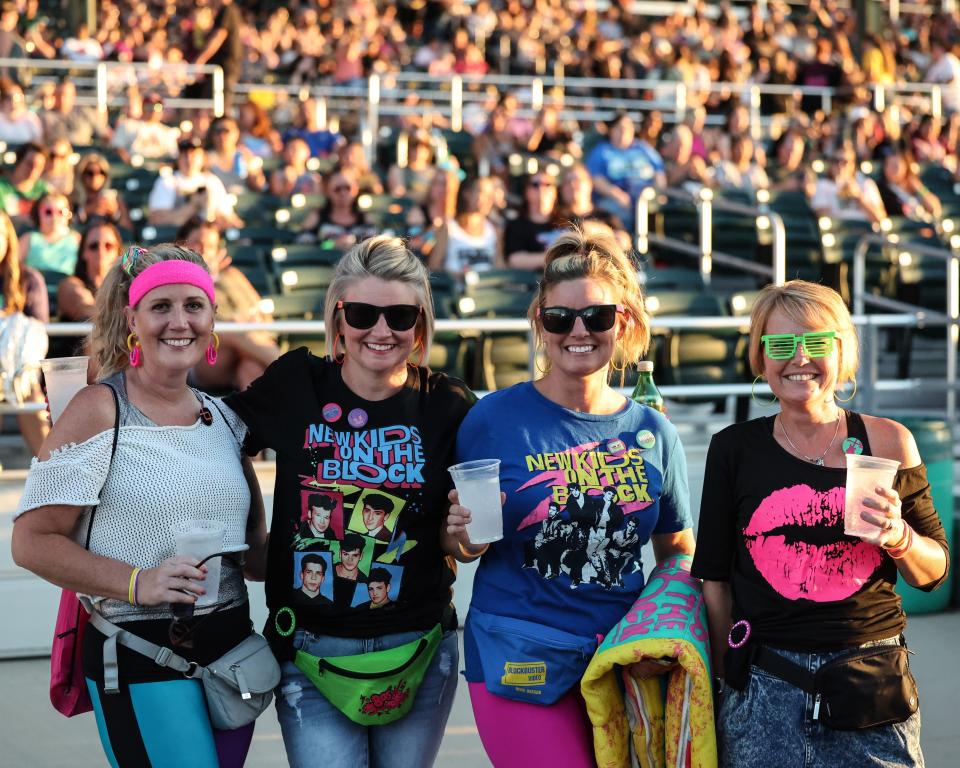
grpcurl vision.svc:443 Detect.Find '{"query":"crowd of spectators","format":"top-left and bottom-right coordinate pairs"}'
top-left (0, 0), bottom-right (957, 439)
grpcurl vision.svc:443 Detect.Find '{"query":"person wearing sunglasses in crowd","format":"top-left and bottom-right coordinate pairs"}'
top-left (72, 153), bottom-right (132, 230)
top-left (446, 227), bottom-right (695, 766)
top-left (692, 280), bottom-right (948, 768)
top-left (57, 220), bottom-right (123, 323)
top-left (299, 171), bottom-right (377, 251)
top-left (19, 192), bottom-right (81, 277)
top-left (223, 236), bottom-right (474, 768)
top-left (12, 243), bottom-right (268, 767)
top-left (503, 171), bottom-right (564, 271)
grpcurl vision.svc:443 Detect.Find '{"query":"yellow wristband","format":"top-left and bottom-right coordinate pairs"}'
top-left (128, 567), bottom-right (141, 606)
top-left (458, 541), bottom-right (489, 559)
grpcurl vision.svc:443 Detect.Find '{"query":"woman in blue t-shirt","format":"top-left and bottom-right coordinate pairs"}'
top-left (446, 227), bottom-right (695, 766)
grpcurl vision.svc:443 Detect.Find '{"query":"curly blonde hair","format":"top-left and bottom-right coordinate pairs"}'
top-left (91, 244), bottom-right (210, 379)
top-left (528, 226), bottom-right (650, 375)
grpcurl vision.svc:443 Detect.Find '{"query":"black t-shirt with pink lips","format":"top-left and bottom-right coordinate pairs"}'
top-left (691, 411), bottom-right (949, 651)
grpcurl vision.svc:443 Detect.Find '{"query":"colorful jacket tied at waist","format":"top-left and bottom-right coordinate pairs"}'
top-left (581, 554), bottom-right (718, 768)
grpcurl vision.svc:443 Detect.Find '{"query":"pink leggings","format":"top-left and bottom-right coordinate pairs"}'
top-left (468, 682), bottom-right (597, 767)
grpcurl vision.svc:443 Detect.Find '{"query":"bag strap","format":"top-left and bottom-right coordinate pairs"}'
top-left (89, 611), bottom-right (203, 694)
top-left (81, 383), bottom-right (122, 550)
top-left (752, 646), bottom-right (817, 694)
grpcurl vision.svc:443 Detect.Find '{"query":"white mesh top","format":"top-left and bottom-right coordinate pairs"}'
top-left (15, 373), bottom-right (252, 621)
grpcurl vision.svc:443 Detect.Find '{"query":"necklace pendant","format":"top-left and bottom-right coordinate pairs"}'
top-left (814, 458), bottom-right (825, 466)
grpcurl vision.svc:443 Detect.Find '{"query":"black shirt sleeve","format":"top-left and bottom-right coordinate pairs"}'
top-left (224, 346), bottom-right (309, 454)
top-left (690, 429), bottom-right (739, 581)
top-left (896, 464), bottom-right (950, 591)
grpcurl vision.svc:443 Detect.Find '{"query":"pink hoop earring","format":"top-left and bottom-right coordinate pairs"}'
top-left (206, 332), bottom-right (220, 366)
top-left (332, 335), bottom-right (345, 364)
top-left (127, 333), bottom-right (142, 368)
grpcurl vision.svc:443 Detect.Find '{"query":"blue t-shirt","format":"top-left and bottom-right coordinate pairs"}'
top-left (282, 128), bottom-right (343, 158)
top-left (458, 382), bottom-right (691, 681)
top-left (585, 140), bottom-right (664, 199)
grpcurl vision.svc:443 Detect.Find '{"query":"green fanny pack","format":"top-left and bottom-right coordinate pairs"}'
top-left (294, 623), bottom-right (443, 726)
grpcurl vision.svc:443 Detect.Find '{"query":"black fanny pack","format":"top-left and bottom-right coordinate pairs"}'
top-left (726, 640), bottom-right (918, 731)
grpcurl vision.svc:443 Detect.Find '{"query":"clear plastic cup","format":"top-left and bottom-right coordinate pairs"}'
top-left (844, 454), bottom-right (901, 537)
top-left (40, 357), bottom-right (88, 424)
top-left (170, 519), bottom-right (226, 607)
top-left (449, 459), bottom-right (503, 544)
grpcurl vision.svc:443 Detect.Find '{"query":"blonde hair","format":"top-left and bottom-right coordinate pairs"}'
top-left (0, 211), bottom-right (25, 314)
top-left (73, 152), bottom-right (111, 207)
top-left (528, 227), bottom-right (650, 373)
top-left (748, 280), bottom-right (859, 384)
top-left (91, 243), bottom-right (211, 379)
top-left (323, 236), bottom-right (435, 361)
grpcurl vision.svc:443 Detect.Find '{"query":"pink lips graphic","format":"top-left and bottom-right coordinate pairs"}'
top-left (744, 484), bottom-right (883, 602)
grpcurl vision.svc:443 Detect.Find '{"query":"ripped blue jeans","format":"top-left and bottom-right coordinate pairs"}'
top-left (275, 628), bottom-right (459, 768)
top-left (718, 636), bottom-right (923, 768)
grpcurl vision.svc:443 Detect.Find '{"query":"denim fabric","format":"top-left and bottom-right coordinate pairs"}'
top-left (718, 637), bottom-right (923, 768)
top-left (275, 628), bottom-right (459, 768)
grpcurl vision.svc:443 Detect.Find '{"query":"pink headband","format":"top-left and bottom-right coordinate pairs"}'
top-left (128, 261), bottom-right (216, 308)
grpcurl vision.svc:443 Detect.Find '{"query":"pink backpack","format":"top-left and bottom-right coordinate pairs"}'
top-left (49, 384), bottom-right (120, 717)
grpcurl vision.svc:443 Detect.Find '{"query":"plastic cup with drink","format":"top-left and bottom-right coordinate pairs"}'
top-left (844, 454), bottom-right (901, 537)
top-left (40, 356), bottom-right (89, 424)
top-left (448, 459), bottom-right (503, 545)
top-left (170, 519), bottom-right (226, 607)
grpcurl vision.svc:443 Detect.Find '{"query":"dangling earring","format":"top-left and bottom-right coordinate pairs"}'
top-left (206, 332), bottom-right (220, 366)
top-left (332, 334), bottom-right (345, 364)
top-left (127, 333), bottom-right (142, 368)
top-left (834, 378), bottom-right (857, 403)
top-left (751, 375), bottom-right (777, 406)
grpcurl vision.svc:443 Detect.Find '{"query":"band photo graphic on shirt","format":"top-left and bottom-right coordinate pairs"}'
top-left (292, 551), bottom-right (335, 605)
top-left (295, 488), bottom-right (346, 548)
top-left (349, 562), bottom-right (403, 609)
top-left (347, 489), bottom-right (403, 543)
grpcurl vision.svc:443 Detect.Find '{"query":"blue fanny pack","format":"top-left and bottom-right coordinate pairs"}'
top-left (467, 607), bottom-right (598, 706)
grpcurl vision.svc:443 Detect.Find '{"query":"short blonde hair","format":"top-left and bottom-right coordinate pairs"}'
top-left (749, 280), bottom-right (859, 384)
top-left (528, 227), bottom-right (650, 372)
top-left (92, 244), bottom-right (210, 379)
top-left (323, 236), bottom-right (435, 360)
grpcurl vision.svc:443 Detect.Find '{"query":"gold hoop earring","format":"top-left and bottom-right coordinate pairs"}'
top-left (834, 379), bottom-right (858, 403)
top-left (751, 376), bottom-right (778, 406)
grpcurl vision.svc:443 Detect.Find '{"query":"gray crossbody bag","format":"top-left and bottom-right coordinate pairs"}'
top-left (89, 609), bottom-right (280, 730)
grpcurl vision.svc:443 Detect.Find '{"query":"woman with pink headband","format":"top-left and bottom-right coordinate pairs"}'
top-left (13, 243), bottom-right (268, 767)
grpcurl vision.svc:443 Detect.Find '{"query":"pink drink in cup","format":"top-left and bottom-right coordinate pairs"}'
top-left (40, 357), bottom-right (88, 424)
top-left (449, 459), bottom-right (503, 544)
top-left (844, 454), bottom-right (901, 537)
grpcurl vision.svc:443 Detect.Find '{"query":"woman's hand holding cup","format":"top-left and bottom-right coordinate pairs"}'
top-left (857, 485), bottom-right (905, 548)
top-left (446, 488), bottom-right (505, 557)
top-left (135, 555), bottom-right (208, 606)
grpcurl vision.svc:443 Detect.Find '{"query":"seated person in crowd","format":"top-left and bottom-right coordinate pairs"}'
top-left (72, 153), bottom-right (132, 229)
top-left (147, 137), bottom-right (242, 229)
top-left (0, 142), bottom-right (48, 220)
top-left (877, 147), bottom-right (942, 223)
top-left (299, 171), bottom-right (376, 249)
top-left (557, 164), bottom-right (630, 251)
top-left (0, 79), bottom-right (42, 145)
top-left (206, 116), bottom-right (266, 194)
top-left (39, 78), bottom-right (110, 146)
top-left (269, 136), bottom-right (323, 197)
top-left (109, 91), bottom-right (180, 161)
top-left (18, 192), bottom-right (80, 276)
top-left (56, 220), bottom-right (122, 321)
top-left (387, 132), bottom-right (436, 206)
top-left (336, 141), bottom-right (384, 195)
top-left (281, 97), bottom-right (344, 158)
top-left (178, 218), bottom-right (280, 391)
top-left (811, 148), bottom-right (887, 225)
top-left (42, 138), bottom-right (74, 197)
top-left (430, 176), bottom-right (502, 277)
top-left (768, 128), bottom-right (812, 192)
top-left (504, 171), bottom-right (565, 270)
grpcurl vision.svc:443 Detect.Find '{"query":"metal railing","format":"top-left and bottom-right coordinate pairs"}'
top-left (635, 187), bottom-right (786, 287)
top-left (0, 58), bottom-right (225, 116)
top-left (852, 234), bottom-right (959, 424)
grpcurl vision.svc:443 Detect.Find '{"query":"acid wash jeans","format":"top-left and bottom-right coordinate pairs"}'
top-left (276, 627), bottom-right (459, 768)
top-left (718, 636), bottom-right (923, 768)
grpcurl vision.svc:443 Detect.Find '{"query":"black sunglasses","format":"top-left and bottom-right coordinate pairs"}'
top-left (337, 301), bottom-right (422, 331)
top-left (538, 304), bottom-right (624, 334)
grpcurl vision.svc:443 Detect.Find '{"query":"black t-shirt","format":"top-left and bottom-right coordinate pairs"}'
top-left (503, 216), bottom-right (566, 259)
top-left (691, 412), bottom-right (948, 650)
top-left (225, 348), bottom-right (475, 639)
